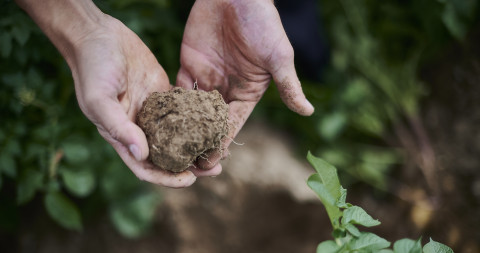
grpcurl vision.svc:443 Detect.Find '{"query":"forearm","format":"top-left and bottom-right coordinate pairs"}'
top-left (15, 0), bottom-right (105, 64)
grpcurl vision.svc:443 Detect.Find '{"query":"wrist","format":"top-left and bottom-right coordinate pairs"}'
top-left (15, 0), bottom-right (106, 65)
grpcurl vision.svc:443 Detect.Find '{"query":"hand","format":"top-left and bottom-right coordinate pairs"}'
top-left (70, 16), bottom-right (213, 187)
top-left (177, 0), bottom-right (315, 171)
top-left (16, 0), bottom-right (215, 187)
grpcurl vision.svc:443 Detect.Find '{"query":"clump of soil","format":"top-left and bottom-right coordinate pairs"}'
top-left (137, 87), bottom-right (229, 173)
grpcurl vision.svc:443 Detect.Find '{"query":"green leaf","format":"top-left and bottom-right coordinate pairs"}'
top-left (423, 238), bottom-right (453, 253)
top-left (100, 160), bottom-right (142, 201)
top-left (336, 186), bottom-right (350, 208)
top-left (17, 169), bottom-right (43, 205)
top-left (307, 174), bottom-right (342, 226)
top-left (307, 152), bottom-right (342, 200)
top-left (379, 250), bottom-right (395, 253)
top-left (345, 223), bottom-right (361, 237)
top-left (0, 174), bottom-right (2, 191)
top-left (342, 206), bottom-right (381, 227)
top-left (11, 26), bottom-right (30, 46)
top-left (307, 174), bottom-right (337, 206)
top-left (5, 140), bottom-right (21, 156)
top-left (442, 3), bottom-right (467, 40)
top-left (109, 191), bottom-right (161, 238)
top-left (318, 112), bottom-right (347, 141)
top-left (44, 191), bottom-right (82, 231)
top-left (332, 228), bottom-right (347, 239)
top-left (307, 152), bottom-right (343, 227)
top-left (317, 240), bottom-right (340, 253)
top-left (61, 168), bottom-right (96, 197)
top-left (0, 33), bottom-right (12, 58)
top-left (62, 142), bottom-right (90, 163)
top-left (348, 232), bottom-right (391, 251)
top-left (393, 238), bottom-right (422, 253)
top-left (0, 154), bottom-right (17, 178)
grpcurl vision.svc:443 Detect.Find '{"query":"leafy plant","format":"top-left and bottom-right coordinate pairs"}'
top-left (306, 152), bottom-right (453, 253)
top-left (0, 0), bottom-right (183, 238)
top-left (252, 0), bottom-right (480, 204)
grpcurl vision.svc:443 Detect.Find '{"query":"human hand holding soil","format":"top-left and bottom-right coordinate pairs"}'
top-left (177, 0), bottom-right (315, 171)
top-left (15, 0), bottom-right (220, 187)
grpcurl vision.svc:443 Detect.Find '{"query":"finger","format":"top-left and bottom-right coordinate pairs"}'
top-left (90, 90), bottom-right (198, 188)
top-left (268, 46), bottom-right (314, 116)
top-left (110, 140), bottom-right (197, 188)
top-left (196, 100), bottom-right (255, 170)
top-left (176, 52), bottom-right (226, 93)
top-left (90, 95), bottom-right (150, 162)
top-left (189, 163), bottom-right (223, 177)
top-left (176, 67), bottom-right (195, 90)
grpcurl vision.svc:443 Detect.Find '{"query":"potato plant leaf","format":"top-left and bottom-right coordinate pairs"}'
top-left (11, 26), bottom-right (30, 46)
top-left (441, 3), bottom-right (467, 40)
top-left (318, 112), bottom-right (347, 141)
top-left (62, 142), bottom-right (90, 164)
top-left (61, 168), bottom-right (96, 197)
top-left (307, 152), bottom-right (342, 198)
top-left (393, 238), bottom-right (422, 253)
top-left (348, 232), bottom-right (391, 252)
top-left (0, 154), bottom-right (17, 178)
top-left (109, 191), bottom-right (161, 238)
top-left (345, 223), bottom-right (361, 237)
top-left (316, 240), bottom-right (340, 253)
top-left (332, 228), bottom-right (347, 238)
top-left (307, 152), bottom-right (343, 226)
top-left (0, 33), bottom-right (12, 58)
top-left (17, 168), bottom-right (43, 205)
top-left (342, 206), bottom-right (381, 227)
top-left (423, 238), bottom-right (453, 253)
top-left (336, 186), bottom-right (351, 208)
top-left (307, 174), bottom-right (337, 206)
top-left (44, 191), bottom-right (82, 231)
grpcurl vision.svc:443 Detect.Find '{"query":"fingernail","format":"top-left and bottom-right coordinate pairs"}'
top-left (129, 144), bottom-right (142, 161)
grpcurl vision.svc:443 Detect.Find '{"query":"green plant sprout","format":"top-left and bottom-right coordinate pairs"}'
top-left (306, 152), bottom-right (453, 253)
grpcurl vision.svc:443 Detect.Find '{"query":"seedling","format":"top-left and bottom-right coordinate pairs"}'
top-left (306, 152), bottom-right (453, 253)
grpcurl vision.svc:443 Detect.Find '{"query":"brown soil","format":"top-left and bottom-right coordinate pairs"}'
top-left (136, 87), bottom-right (229, 172)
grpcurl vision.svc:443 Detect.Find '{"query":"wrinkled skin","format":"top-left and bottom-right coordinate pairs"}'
top-left (70, 17), bottom-right (215, 188)
top-left (17, 0), bottom-right (313, 188)
top-left (177, 0), bottom-right (314, 172)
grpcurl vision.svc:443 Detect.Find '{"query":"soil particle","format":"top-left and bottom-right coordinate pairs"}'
top-left (137, 87), bottom-right (229, 172)
top-left (278, 79), bottom-right (308, 115)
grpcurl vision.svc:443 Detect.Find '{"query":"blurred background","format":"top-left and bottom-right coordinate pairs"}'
top-left (1, 0), bottom-right (480, 252)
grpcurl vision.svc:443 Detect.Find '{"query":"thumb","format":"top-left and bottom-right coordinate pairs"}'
top-left (88, 96), bottom-right (149, 162)
top-left (268, 47), bottom-right (315, 116)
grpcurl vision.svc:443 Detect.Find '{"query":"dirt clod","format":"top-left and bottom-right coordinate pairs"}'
top-left (137, 87), bottom-right (229, 173)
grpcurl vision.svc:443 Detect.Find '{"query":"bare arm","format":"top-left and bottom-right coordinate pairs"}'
top-left (15, 0), bottom-right (102, 66)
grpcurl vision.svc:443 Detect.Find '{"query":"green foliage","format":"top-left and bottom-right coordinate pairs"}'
top-left (60, 168), bottom-right (96, 197)
top-left (110, 190), bottom-right (161, 238)
top-left (439, 0), bottom-right (477, 40)
top-left (0, 0), bottom-right (180, 236)
top-left (394, 238), bottom-right (422, 253)
top-left (423, 239), bottom-right (454, 253)
top-left (342, 206), bottom-right (380, 228)
top-left (307, 152), bottom-right (454, 253)
top-left (16, 168), bottom-right (43, 205)
top-left (257, 0), bottom-right (479, 190)
top-left (44, 191), bottom-right (83, 231)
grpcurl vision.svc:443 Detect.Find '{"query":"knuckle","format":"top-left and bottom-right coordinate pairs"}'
top-left (106, 124), bottom-right (122, 142)
top-left (276, 44), bottom-right (295, 62)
